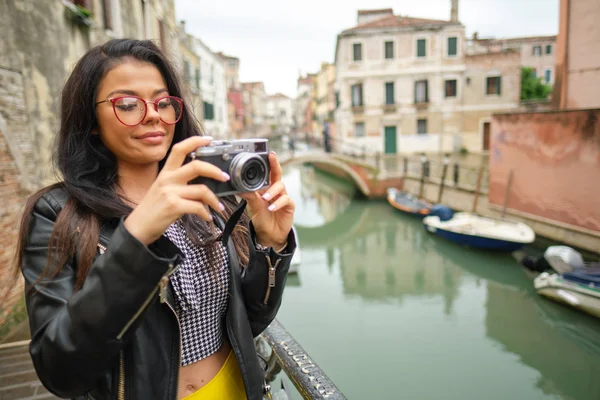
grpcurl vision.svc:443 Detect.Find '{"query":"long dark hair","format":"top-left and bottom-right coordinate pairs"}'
top-left (12, 39), bottom-right (249, 291)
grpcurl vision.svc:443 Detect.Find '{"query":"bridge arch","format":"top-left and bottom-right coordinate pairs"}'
top-left (279, 153), bottom-right (371, 197)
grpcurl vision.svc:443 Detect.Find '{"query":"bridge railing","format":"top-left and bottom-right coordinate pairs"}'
top-left (258, 319), bottom-right (347, 399)
top-left (270, 134), bottom-right (489, 193)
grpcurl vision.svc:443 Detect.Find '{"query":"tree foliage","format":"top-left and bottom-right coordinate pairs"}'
top-left (521, 67), bottom-right (552, 101)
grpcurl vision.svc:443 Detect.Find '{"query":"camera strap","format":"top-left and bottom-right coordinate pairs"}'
top-left (221, 198), bottom-right (247, 245)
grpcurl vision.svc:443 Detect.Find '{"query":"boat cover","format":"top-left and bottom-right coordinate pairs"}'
top-left (563, 266), bottom-right (600, 286)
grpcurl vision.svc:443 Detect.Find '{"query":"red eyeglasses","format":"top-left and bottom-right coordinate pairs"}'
top-left (95, 96), bottom-right (184, 126)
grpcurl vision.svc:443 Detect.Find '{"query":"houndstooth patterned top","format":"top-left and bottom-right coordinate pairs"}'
top-left (163, 219), bottom-right (229, 366)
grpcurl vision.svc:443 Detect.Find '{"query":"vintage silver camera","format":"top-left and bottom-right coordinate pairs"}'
top-left (189, 138), bottom-right (270, 196)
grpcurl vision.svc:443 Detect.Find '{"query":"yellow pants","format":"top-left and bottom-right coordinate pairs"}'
top-left (182, 351), bottom-right (247, 400)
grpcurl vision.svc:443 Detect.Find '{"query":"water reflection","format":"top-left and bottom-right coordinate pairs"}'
top-left (282, 164), bottom-right (600, 400)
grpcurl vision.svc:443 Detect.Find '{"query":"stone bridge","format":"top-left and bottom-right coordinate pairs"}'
top-left (278, 150), bottom-right (381, 197)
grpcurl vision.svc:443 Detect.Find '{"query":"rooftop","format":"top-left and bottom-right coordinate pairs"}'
top-left (474, 35), bottom-right (557, 45)
top-left (357, 8), bottom-right (393, 15)
top-left (342, 14), bottom-right (458, 34)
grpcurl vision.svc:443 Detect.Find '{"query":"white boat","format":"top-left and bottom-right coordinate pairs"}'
top-left (423, 209), bottom-right (536, 251)
top-left (535, 269), bottom-right (600, 319)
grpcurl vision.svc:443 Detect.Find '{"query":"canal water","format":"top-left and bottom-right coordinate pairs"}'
top-left (279, 165), bottom-right (600, 400)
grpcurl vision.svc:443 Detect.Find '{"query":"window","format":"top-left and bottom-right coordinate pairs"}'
top-left (417, 119), bottom-right (427, 135)
top-left (203, 101), bottom-right (214, 120)
top-left (545, 69), bottom-right (552, 84)
top-left (351, 83), bottom-right (363, 107)
top-left (532, 45), bottom-right (542, 56)
top-left (546, 44), bottom-right (552, 54)
top-left (353, 43), bottom-right (362, 61)
top-left (414, 80), bottom-right (429, 103)
top-left (195, 68), bottom-right (201, 89)
top-left (385, 82), bottom-right (395, 105)
top-left (447, 37), bottom-right (458, 56)
top-left (486, 76), bottom-right (502, 95)
top-left (355, 123), bottom-right (365, 137)
top-left (335, 91), bottom-right (340, 108)
top-left (444, 80), bottom-right (457, 97)
top-left (384, 41), bottom-right (394, 59)
top-left (417, 39), bottom-right (426, 58)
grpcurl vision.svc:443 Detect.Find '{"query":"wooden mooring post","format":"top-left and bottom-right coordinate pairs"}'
top-left (501, 169), bottom-right (514, 219)
top-left (471, 163), bottom-right (485, 214)
top-left (437, 161), bottom-right (449, 204)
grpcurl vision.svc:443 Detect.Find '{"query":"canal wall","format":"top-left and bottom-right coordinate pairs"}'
top-left (490, 109), bottom-right (600, 232)
top-left (402, 178), bottom-right (600, 255)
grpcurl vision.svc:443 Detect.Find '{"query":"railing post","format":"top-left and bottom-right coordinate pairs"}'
top-left (453, 162), bottom-right (459, 186)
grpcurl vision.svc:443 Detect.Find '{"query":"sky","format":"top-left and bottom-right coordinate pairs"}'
top-left (175, 0), bottom-right (559, 98)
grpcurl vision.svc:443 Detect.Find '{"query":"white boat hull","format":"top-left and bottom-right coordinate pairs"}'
top-left (535, 272), bottom-right (600, 319)
top-left (423, 212), bottom-right (535, 251)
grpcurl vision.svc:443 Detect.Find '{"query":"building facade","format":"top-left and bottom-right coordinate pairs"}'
top-left (193, 37), bottom-right (229, 138)
top-left (217, 52), bottom-right (241, 91)
top-left (178, 22), bottom-right (203, 121)
top-left (334, 7), bottom-right (521, 154)
top-left (469, 35), bottom-right (557, 86)
top-left (241, 82), bottom-right (268, 136)
top-left (554, 0), bottom-right (600, 109)
top-left (312, 63), bottom-right (337, 141)
top-left (265, 93), bottom-right (294, 135)
top-left (295, 74), bottom-right (315, 139)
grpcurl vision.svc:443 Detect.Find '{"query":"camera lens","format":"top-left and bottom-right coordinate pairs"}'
top-left (245, 165), bottom-right (258, 181)
top-left (229, 153), bottom-right (268, 192)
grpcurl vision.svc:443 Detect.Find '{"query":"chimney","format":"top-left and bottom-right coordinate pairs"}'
top-left (450, 0), bottom-right (459, 22)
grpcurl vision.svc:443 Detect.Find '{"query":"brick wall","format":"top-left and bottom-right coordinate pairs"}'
top-left (0, 68), bottom-right (30, 325)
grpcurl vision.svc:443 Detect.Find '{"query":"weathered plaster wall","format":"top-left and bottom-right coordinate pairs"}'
top-left (490, 110), bottom-right (600, 232)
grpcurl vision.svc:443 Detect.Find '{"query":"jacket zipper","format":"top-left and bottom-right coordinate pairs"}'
top-left (263, 256), bottom-right (281, 305)
top-left (118, 350), bottom-right (125, 400)
top-left (116, 262), bottom-right (180, 340)
top-left (97, 243), bottom-right (107, 255)
top-left (161, 286), bottom-right (182, 400)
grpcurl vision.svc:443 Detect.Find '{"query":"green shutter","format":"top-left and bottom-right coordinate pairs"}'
top-left (353, 43), bottom-right (362, 61)
top-left (448, 37), bottom-right (457, 56)
top-left (384, 126), bottom-right (397, 154)
top-left (385, 41), bottom-right (394, 59)
top-left (385, 82), bottom-right (394, 105)
top-left (417, 39), bottom-right (426, 57)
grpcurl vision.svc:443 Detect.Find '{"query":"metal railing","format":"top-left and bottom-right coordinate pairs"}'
top-left (258, 319), bottom-right (347, 399)
top-left (270, 134), bottom-right (489, 194)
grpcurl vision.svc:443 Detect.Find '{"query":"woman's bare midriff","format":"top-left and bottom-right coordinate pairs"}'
top-left (177, 341), bottom-right (232, 399)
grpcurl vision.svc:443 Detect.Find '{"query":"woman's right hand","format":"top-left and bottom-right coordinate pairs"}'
top-left (124, 136), bottom-right (229, 245)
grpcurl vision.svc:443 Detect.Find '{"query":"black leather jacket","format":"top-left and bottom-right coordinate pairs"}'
top-left (21, 187), bottom-right (295, 400)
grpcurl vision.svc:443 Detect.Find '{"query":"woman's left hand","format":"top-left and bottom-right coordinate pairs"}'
top-left (240, 152), bottom-right (295, 250)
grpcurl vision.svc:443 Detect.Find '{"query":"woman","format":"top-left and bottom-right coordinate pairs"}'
top-left (14, 39), bottom-right (295, 400)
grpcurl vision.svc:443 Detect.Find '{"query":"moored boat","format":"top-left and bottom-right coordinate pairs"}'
top-left (386, 188), bottom-right (432, 217)
top-left (423, 207), bottom-right (535, 251)
top-left (535, 267), bottom-right (600, 319)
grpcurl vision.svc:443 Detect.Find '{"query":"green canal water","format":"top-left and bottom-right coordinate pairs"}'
top-left (278, 165), bottom-right (600, 400)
